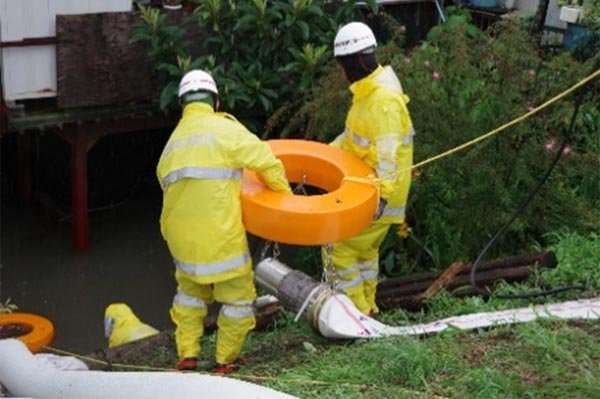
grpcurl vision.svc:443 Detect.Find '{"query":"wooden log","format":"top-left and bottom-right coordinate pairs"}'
top-left (376, 265), bottom-right (536, 310)
top-left (376, 251), bottom-right (556, 292)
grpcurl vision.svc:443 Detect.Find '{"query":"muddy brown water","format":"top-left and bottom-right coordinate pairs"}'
top-left (0, 188), bottom-right (303, 355)
top-left (0, 130), bottom-right (308, 356)
top-left (1, 188), bottom-right (177, 354)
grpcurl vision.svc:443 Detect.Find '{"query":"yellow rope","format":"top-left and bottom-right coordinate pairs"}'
top-left (401, 68), bottom-right (600, 173)
top-left (343, 174), bottom-right (381, 201)
top-left (43, 345), bottom-right (447, 398)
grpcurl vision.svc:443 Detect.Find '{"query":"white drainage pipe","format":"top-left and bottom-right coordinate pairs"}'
top-left (0, 339), bottom-right (299, 399)
top-left (256, 258), bottom-right (600, 339)
top-left (317, 292), bottom-right (600, 338)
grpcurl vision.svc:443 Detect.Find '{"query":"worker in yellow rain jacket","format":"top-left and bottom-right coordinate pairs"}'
top-left (325, 22), bottom-right (415, 316)
top-left (157, 70), bottom-right (291, 374)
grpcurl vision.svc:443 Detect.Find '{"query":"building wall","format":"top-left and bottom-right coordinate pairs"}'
top-left (0, 0), bottom-right (132, 101)
top-left (516, 0), bottom-right (567, 29)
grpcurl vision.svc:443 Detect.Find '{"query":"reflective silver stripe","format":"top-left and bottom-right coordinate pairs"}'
top-left (357, 260), bottom-right (377, 272)
top-left (329, 264), bottom-right (359, 278)
top-left (376, 134), bottom-right (399, 148)
top-left (377, 160), bottom-right (397, 172)
top-left (337, 275), bottom-right (363, 290)
top-left (376, 134), bottom-right (399, 179)
top-left (161, 134), bottom-right (216, 158)
top-left (361, 270), bottom-right (379, 281)
top-left (378, 171), bottom-right (398, 180)
top-left (162, 167), bottom-right (242, 187)
top-left (382, 206), bottom-right (406, 218)
top-left (174, 252), bottom-right (250, 276)
top-left (332, 129), bottom-right (348, 145)
top-left (173, 290), bottom-right (207, 308)
top-left (351, 132), bottom-right (370, 148)
top-left (230, 300), bottom-right (253, 306)
top-left (402, 126), bottom-right (416, 145)
top-left (221, 304), bottom-right (255, 319)
top-left (376, 160), bottom-right (398, 180)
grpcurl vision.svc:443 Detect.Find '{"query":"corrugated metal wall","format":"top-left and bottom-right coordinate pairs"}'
top-left (0, 0), bottom-right (132, 101)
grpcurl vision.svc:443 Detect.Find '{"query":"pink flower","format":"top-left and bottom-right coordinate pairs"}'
top-left (562, 146), bottom-right (572, 156)
top-left (432, 71), bottom-right (441, 80)
top-left (544, 139), bottom-right (556, 151)
top-left (525, 101), bottom-right (535, 112)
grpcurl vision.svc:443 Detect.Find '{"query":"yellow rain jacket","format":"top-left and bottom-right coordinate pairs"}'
top-left (332, 65), bottom-right (414, 224)
top-left (327, 65), bottom-right (415, 315)
top-left (157, 103), bottom-right (291, 285)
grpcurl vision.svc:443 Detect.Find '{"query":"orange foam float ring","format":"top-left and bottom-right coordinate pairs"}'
top-left (0, 312), bottom-right (54, 353)
top-left (242, 139), bottom-right (378, 245)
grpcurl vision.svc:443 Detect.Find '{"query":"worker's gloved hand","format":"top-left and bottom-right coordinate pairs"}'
top-left (373, 198), bottom-right (387, 220)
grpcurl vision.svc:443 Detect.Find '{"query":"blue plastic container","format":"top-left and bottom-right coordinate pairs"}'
top-left (469, 0), bottom-right (499, 7)
top-left (564, 23), bottom-right (592, 50)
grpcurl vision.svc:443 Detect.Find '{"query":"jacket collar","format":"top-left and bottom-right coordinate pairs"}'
top-left (182, 102), bottom-right (214, 117)
top-left (349, 65), bottom-right (384, 99)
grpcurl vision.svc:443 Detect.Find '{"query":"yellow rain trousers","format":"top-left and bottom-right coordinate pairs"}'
top-left (171, 269), bottom-right (257, 364)
top-left (104, 303), bottom-right (159, 348)
top-left (327, 65), bottom-right (415, 315)
top-left (157, 102), bottom-right (290, 363)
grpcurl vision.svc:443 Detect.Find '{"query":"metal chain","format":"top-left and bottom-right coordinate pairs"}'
top-left (321, 243), bottom-right (341, 290)
top-left (295, 174), bottom-right (308, 196)
top-left (259, 240), bottom-right (280, 261)
top-left (259, 241), bottom-right (272, 260)
top-left (258, 174), bottom-right (308, 261)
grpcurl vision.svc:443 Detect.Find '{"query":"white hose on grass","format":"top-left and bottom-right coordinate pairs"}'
top-left (0, 339), bottom-right (299, 399)
top-left (317, 294), bottom-right (600, 339)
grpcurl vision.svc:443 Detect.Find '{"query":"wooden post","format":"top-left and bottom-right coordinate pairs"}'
top-left (71, 131), bottom-right (90, 252)
top-left (55, 127), bottom-right (100, 252)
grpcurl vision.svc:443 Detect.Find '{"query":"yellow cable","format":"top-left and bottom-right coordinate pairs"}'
top-left (402, 68), bottom-right (600, 173)
top-left (343, 174), bottom-right (381, 203)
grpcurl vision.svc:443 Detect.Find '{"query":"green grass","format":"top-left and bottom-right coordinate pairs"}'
top-left (113, 230), bottom-right (599, 398)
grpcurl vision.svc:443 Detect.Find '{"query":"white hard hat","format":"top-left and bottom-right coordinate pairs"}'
top-left (178, 69), bottom-right (218, 98)
top-left (333, 22), bottom-right (377, 57)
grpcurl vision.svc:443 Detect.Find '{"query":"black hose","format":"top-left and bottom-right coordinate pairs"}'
top-left (469, 89), bottom-right (589, 299)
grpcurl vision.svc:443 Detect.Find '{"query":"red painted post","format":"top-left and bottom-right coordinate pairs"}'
top-left (71, 133), bottom-right (89, 251)
top-left (16, 131), bottom-right (32, 205)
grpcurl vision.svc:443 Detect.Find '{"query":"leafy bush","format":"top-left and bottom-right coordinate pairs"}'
top-left (132, 0), bottom-right (380, 130)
